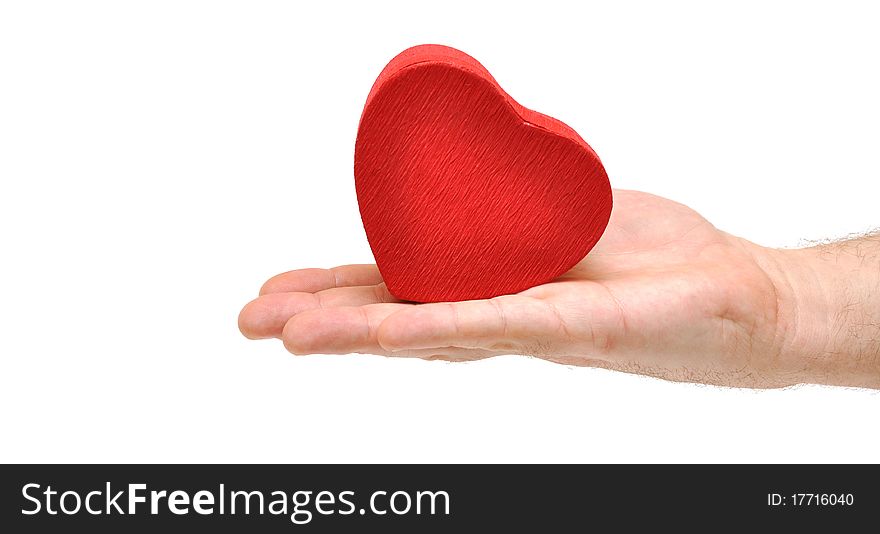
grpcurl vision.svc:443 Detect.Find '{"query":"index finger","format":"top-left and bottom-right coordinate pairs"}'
top-left (377, 295), bottom-right (564, 352)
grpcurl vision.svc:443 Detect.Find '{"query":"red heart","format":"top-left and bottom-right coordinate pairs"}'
top-left (355, 45), bottom-right (612, 302)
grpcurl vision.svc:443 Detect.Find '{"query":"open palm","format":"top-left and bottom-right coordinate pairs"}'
top-left (239, 190), bottom-right (790, 387)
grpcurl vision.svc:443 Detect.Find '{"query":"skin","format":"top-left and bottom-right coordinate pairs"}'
top-left (239, 189), bottom-right (880, 389)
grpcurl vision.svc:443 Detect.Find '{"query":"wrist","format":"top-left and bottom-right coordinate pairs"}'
top-left (761, 243), bottom-right (880, 388)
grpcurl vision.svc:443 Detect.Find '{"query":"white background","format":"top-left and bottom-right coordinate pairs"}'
top-left (1, 1), bottom-right (878, 463)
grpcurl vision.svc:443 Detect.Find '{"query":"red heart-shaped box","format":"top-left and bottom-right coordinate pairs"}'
top-left (355, 45), bottom-right (612, 302)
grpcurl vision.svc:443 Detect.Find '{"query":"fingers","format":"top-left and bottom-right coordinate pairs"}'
top-left (281, 303), bottom-right (499, 360)
top-left (281, 303), bottom-right (407, 354)
top-left (259, 264), bottom-right (383, 295)
top-left (376, 295), bottom-right (565, 352)
top-left (239, 284), bottom-right (398, 339)
top-left (248, 275), bottom-right (577, 360)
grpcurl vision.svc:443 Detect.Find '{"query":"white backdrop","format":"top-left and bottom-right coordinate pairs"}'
top-left (2, 1), bottom-right (878, 463)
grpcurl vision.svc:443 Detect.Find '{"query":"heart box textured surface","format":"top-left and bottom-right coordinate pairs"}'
top-left (355, 45), bottom-right (612, 302)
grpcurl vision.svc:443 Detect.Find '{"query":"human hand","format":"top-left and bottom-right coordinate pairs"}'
top-left (239, 189), bottom-right (880, 389)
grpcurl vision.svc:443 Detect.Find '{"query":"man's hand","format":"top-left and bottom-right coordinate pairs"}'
top-left (238, 190), bottom-right (880, 389)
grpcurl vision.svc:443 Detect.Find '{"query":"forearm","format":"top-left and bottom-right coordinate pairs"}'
top-left (763, 234), bottom-right (880, 388)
